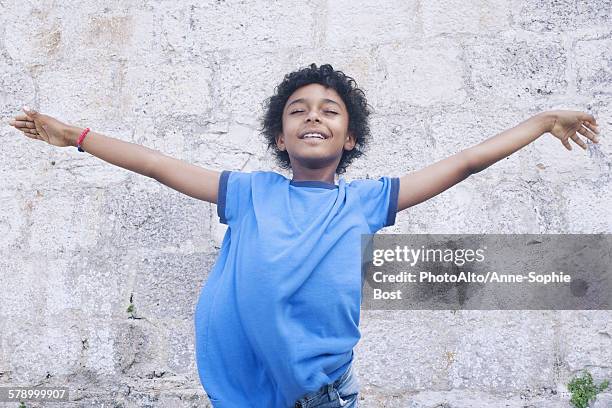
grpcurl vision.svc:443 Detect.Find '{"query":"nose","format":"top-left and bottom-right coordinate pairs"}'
top-left (306, 111), bottom-right (321, 123)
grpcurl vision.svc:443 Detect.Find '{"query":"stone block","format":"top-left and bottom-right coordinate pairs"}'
top-left (356, 310), bottom-right (453, 392)
top-left (1, 316), bottom-right (82, 384)
top-left (514, 0), bottom-right (611, 32)
top-left (327, 1), bottom-right (418, 47)
top-left (61, 245), bottom-right (132, 319)
top-left (374, 41), bottom-right (466, 109)
top-left (166, 320), bottom-right (198, 378)
top-left (131, 252), bottom-right (217, 319)
top-left (98, 178), bottom-right (212, 252)
top-left (576, 39), bottom-right (612, 96)
top-left (447, 311), bottom-right (557, 393)
top-left (422, 0), bottom-right (510, 37)
top-left (464, 38), bottom-right (566, 106)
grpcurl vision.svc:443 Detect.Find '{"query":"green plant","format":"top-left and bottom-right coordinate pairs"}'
top-left (127, 293), bottom-right (136, 319)
top-left (568, 370), bottom-right (609, 408)
top-left (19, 402), bottom-right (27, 408)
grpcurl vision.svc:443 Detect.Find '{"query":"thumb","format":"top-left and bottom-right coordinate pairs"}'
top-left (22, 105), bottom-right (37, 117)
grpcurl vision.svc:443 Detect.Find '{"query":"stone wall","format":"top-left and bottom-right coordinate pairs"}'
top-left (0, 0), bottom-right (610, 407)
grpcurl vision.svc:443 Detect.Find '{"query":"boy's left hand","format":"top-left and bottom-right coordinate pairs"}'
top-left (547, 110), bottom-right (600, 151)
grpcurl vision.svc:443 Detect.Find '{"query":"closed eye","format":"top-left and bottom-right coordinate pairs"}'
top-left (290, 110), bottom-right (338, 114)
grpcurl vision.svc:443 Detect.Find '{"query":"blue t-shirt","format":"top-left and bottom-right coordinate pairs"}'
top-left (194, 170), bottom-right (399, 407)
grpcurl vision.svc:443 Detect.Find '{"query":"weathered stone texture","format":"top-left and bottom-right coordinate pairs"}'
top-left (1, 0), bottom-right (610, 406)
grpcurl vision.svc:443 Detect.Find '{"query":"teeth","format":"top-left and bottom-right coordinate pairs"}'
top-left (303, 133), bottom-right (325, 139)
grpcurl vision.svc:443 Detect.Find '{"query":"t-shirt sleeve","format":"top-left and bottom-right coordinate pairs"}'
top-left (216, 170), bottom-right (253, 225)
top-left (351, 176), bottom-right (400, 233)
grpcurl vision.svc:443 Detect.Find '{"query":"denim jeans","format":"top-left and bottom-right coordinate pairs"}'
top-left (293, 363), bottom-right (360, 408)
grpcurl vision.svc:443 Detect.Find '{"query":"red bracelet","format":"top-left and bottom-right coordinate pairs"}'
top-left (77, 128), bottom-right (90, 152)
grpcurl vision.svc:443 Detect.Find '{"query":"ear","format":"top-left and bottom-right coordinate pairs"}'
top-left (276, 132), bottom-right (286, 151)
top-left (343, 131), bottom-right (356, 151)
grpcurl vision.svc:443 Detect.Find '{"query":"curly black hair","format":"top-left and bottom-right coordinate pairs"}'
top-left (259, 63), bottom-right (373, 175)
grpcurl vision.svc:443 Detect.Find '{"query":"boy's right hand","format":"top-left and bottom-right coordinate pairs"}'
top-left (8, 106), bottom-right (76, 148)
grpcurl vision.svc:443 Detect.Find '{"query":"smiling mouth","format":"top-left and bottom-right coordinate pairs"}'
top-left (300, 132), bottom-right (330, 143)
top-left (302, 137), bottom-right (327, 143)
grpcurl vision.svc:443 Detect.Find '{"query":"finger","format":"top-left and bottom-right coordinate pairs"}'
top-left (21, 130), bottom-right (41, 141)
top-left (10, 120), bottom-right (36, 129)
top-left (22, 106), bottom-right (38, 118)
top-left (581, 112), bottom-right (597, 126)
top-left (18, 126), bottom-right (39, 137)
top-left (21, 132), bottom-right (38, 140)
top-left (9, 121), bottom-right (29, 129)
top-left (582, 121), bottom-right (600, 135)
top-left (561, 138), bottom-right (572, 150)
top-left (570, 133), bottom-right (587, 150)
top-left (14, 113), bottom-right (33, 121)
top-left (577, 124), bottom-right (599, 143)
top-left (18, 126), bottom-right (37, 134)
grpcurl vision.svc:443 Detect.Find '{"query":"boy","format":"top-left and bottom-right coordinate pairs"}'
top-left (8, 63), bottom-right (600, 407)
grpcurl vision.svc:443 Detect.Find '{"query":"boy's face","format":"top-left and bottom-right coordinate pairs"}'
top-left (276, 83), bottom-right (356, 172)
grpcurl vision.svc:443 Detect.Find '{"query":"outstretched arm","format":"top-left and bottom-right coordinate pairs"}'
top-left (397, 111), bottom-right (600, 212)
top-left (8, 107), bottom-right (220, 204)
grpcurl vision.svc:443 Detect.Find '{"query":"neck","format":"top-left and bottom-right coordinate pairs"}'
top-left (291, 167), bottom-right (336, 184)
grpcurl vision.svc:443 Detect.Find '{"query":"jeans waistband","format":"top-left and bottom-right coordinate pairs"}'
top-left (294, 363), bottom-right (353, 408)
